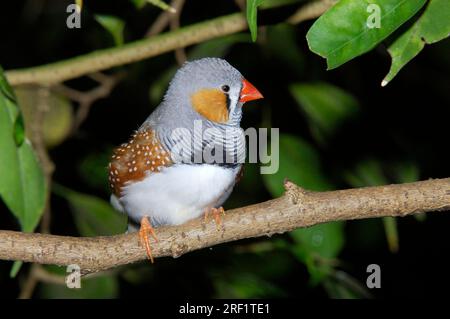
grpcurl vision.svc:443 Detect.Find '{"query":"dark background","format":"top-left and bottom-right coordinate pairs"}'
top-left (0, 0), bottom-right (449, 298)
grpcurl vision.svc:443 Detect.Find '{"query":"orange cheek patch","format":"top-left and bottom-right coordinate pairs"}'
top-left (191, 89), bottom-right (229, 124)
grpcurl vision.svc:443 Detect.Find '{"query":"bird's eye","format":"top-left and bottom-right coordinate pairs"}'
top-left (221, 85), bottom-right (230, 93)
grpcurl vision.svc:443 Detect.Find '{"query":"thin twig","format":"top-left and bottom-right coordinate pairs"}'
top-left (234, 0), bottom-right (246, 12)
top-left (18, 264), bottom-right (39, 299)
top-left (1, 178), bottom-right (449, 273)
top-left (35, 86), bottom-right (54, 234)
top-left (287, 0), bottom-right (337, 24)
top-left (18, 86), bottom-right (56, 299)
top-left (169, 0), bottom-right (186, 65)
top-left (146, 0), bottom-right (181, 37)
top-left (53, 72), bottom-right (124, 134)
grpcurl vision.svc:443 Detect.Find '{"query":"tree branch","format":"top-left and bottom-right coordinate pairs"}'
top-left (5, 0), bottom-right (336, 86)
top-left (287, 0), bottom-right (337, 24)
top-left (1, 178), bottom-right (449, 273)
top-left (5, 13), bottom-right (248, 86)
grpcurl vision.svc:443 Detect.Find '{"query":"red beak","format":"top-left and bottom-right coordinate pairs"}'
top-left (239, 79), bottom-right (263, 103)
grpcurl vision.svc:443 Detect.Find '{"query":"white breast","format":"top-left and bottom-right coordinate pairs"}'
top-left (113, 164), bottom-right (239, 226)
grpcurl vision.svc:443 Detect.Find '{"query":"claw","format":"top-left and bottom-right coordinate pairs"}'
top-left (139, 216), bottom-right (158, 263)
top-left (203, 207), bottom-right (225, 229)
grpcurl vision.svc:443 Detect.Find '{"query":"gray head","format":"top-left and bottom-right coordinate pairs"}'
top-left (143, 58), bottom-right (263, 166)
top-left (148, 58), bottom-right (263, 130)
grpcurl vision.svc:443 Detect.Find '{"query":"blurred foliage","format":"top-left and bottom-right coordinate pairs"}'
top-left (94, 15), bottom-right (125, 46)
top-left (0, 0), bottom-right (449, 299)
top-left (15, 87), bottom-right (73, 149)
top-left (263, 134), bottom-right (332, 196)
top-left (290, 82), bottom-right (359, 144)
top-left (53, 184), bottom-right (127, 236)
top-left (41, 275), bottom-right (119, 299)
top-left (77, 146), bottom-right (113, 192)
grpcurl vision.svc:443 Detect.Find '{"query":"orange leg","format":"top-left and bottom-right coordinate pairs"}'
top-left (139, 216), bottom-right (158, 263)
top-left (203, 207), bottom-right (225, 229)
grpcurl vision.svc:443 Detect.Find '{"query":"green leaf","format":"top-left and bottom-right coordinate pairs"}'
top-left (0, 69), bottom-right (46, 234)
top-left (94, 15), bottom-right (125, 47)
top-left (262, 134), bottom-right (332, 198)
top-left (246, 0), bottom-right (265, 42)
top-left (383, 0), bottom-right (450, 86)
top-left (290, 222), bottom-right (345, 284)
top-left (307, 0), bottom-right (427, 69)
top-left (290, 82), bottom-right (359, 144)
top-left (40, 275), bottom-right (119, 299)
top-left (130, 0), bottom-right (147, 9)
top-left (53, 184), bottom-right (126, 236)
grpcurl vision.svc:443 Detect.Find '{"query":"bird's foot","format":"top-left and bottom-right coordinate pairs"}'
top-left (203, 206), bottom-right (225, 229)
top-left (139, 216), bottom-right (158, 263)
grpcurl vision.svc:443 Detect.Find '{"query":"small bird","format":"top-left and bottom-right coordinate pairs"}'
top-left (108, 58), bottom-right (263, 262)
